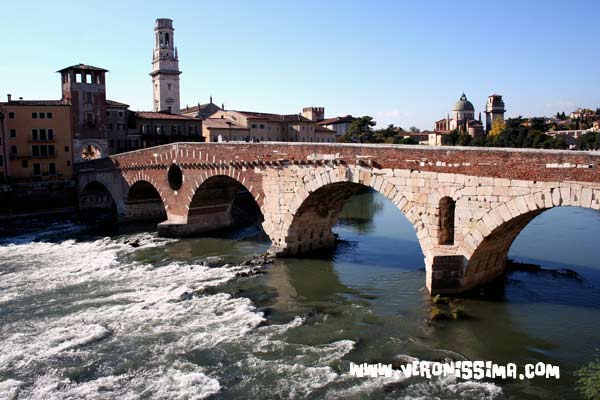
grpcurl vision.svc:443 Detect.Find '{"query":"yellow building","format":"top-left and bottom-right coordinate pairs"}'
top-left (0, 99), bottom-right (73, 181)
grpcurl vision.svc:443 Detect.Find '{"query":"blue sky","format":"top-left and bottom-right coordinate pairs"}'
top-left (2, 0), bottom-right (599, 130)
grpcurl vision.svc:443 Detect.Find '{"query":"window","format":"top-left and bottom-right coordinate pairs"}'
top-left (48, 163), bottom-right (56, 176)
top-left (438, 197), bottom-right (456, 245)
top-left (86, 92), bottom-right (92, 104)
top-left (259, 124), bottom-right (265, 129)
top-left (8, 112), bottom-right (15, 119)
top-left (171, 126), bottom-right (177, 135)
top-left (142, 125), bottom-right (149, 134)
top-left (87, 113), bottom-right (94, 127)
top-left (32, 112), bottom-right (38, 119)
top-left (117, 123), bottom-right (123, 131)
top-left (108, 123), bottom-right (113, 130)
top-left (65, 146), bottom-right (69, 152)
top-left (109, 140), bottom-right (114, 148)
top-left (66, 161), bottom-right (71, 167)
top-left (251, 124), bottom-right (257, 129)
top-left (39, 112), bottom-right (45, 119)
top-left (11, 145), bottom-right (17, 155)
top-left (106, 111), bottom-right (110, 117)
top-left (48, 145), bottom-right (55, 156)
top-left (33, 163), bottom-right (41, 176)
top-left (10, 129), bottom-right (16, 138)
top-left (39, 129), bottom-right (47, 141)
top-left (22, 160), bottom-right (28, 168)
top-left (32, 145), bottom-right (40, 156)
top-left (118, 111), bottom-right (124, 117)
top-left (40, 146), bottom-right (48, 157)
top-left (48, 129), bottom-right (54, 140)
top-left (0, 155), bottom-right (3, 167)
top-left (46, 112), bottom-right (53, 119)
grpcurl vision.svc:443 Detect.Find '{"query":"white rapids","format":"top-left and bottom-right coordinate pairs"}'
top-left (0, 223), bottom-right (503, 399)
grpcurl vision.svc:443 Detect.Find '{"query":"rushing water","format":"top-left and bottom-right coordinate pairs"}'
top-left (1, 191), bottom-right (599, 399)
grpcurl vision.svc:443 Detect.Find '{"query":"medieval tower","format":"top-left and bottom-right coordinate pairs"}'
top-left (485, 94), bottom-right (506, 133)
top-left (150, 18), bottom-right (181, 114)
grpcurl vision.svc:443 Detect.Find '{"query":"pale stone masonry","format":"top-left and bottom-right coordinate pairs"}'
top-left (77, 143), bottom-right (600, 294)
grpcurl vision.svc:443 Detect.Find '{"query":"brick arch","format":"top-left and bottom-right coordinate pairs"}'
top-left (123, 172), bottom-right (169, 210)
top-left (459, 183), bottom-right (599, 289)
top-left (123, 177), bottom-right (169, 222)
top-left (267, 165), bottom-right (431, 256)
top-left (184, 169), bottom-right (265, 217)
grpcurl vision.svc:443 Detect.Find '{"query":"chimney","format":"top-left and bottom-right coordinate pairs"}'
top-left (7, 94), bottom-right (11, 102)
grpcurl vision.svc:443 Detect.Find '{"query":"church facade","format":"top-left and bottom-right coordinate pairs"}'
top-left (434, 93), bottom-right (505, 138)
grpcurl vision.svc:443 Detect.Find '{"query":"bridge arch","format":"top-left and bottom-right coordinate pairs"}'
top-left (78, 180), bottom-right (118, 216)
top-left (125, 180), bottom-right (168, 222)
top-left (460, 184), bottom-right (600, 290)
top-left (266, 165), bottom-right (431, 257)
top-left (187, 174), bottom-right (264, 233)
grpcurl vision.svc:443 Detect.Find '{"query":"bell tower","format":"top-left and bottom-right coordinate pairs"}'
top-left (150, 18), bottom-right (181, 114)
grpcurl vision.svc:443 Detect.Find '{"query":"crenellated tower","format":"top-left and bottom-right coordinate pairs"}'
top-left (150, 18), bottom-right (181, 114)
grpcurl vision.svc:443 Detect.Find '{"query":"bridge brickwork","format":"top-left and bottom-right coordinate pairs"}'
top-left (77, 143), bottom-right (600, 294)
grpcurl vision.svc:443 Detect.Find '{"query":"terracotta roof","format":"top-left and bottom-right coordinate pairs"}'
top-left (135, 111), bottom-right (202, 121)
top-left (235, 111), bottom-right (313, 123)
top-left (57, 63), bottom-right (108, 73)
top-left (106, 99), bottom-right (129, 108)
top-left (203, 118), bottom-right (248, 129)
top-left (0, 100), bottom-right (66, 106)
top-left (182, 102), bottom-right (222, 118)
top-left (316, 115), bottom-right (355, 125)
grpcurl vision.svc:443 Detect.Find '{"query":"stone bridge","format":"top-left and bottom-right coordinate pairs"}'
top-left (77, 142), bottom-right (600, 294)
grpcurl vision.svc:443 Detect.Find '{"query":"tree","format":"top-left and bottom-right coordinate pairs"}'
top-left (409, 126), bottom-right (420, 133)
top-left (489, 119), bottom-right (506, 136)
top-left (397, 136), bottom-right (418, 145)
top-left (576, 353), bottom-right (600, 400)
top-left (339, 116), bottom-right (376, 143)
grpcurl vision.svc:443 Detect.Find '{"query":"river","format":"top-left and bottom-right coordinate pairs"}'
top-left (1, 190), bottom-right (599, 399)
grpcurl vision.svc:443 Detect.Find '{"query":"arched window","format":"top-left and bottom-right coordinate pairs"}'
top-left (165, 33), bottom-right (170, 46)
top-left (439, 196), bottom-right (455, 245)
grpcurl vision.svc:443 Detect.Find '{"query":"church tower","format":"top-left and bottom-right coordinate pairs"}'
top-left (150, 18), bottom-right (181, 114)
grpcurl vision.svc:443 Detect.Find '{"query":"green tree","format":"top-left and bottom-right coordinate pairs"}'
top-left (397, 136), bottom-right (418, 145)
top-left (576, 353), bottom-right (600, 400)
top-left (339, 116), bottom-right (377, 143)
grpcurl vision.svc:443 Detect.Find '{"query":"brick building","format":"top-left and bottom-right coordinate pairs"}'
top-left (58, 64), bottom-right (109, 162)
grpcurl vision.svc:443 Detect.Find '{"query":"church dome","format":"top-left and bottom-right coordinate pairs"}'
top-left (452, 93), bottom-right (475, 112)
